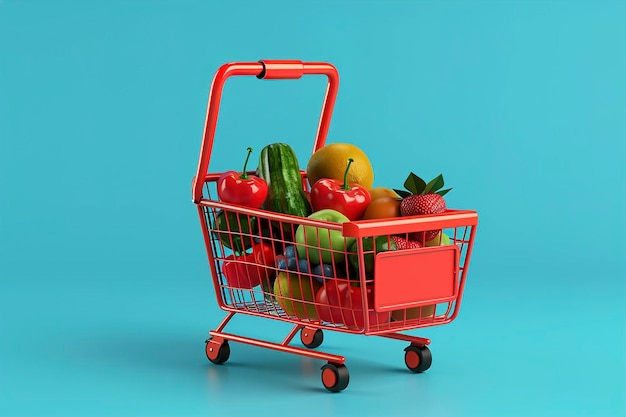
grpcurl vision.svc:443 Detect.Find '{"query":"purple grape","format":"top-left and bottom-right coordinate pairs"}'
top-left (297, 259), bottom-right (310, 273)
top-left (286, 257), bottom-right (298, 271)
top-left (311, 263), bottom-right (335, 283)
top-left (284, 245), bottom-right (297, 260)
top-left (276, 256), bottom-right (288, 270)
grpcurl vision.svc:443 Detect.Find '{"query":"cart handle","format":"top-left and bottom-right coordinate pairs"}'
top-left (192, 60), bottom-right (340, 203)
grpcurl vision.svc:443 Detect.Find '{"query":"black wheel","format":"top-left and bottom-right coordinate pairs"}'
top-left (321, 363), bottom-right (349, 392)
top-left (404, 345), bottom-right (432, 373)
top-left (206, 338), bottom-right (230, 365)
top-left (300, 328), bottom-right (323, 349)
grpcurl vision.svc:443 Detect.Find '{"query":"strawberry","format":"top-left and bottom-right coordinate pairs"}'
top-left (391, 236), bottom-right (423, 249)
top-left (394, 172), bottom-right (452, 241)
top-left (400, 193), bottom-right (446, 217)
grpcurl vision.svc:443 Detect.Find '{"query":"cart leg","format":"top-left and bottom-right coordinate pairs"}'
top-left (281, 323), bottom-right (304, 345)
top-left (214, 311), bottom-right (236, 332)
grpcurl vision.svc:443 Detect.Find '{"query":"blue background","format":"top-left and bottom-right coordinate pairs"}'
top-left (1, 0), bottom-right (624, 416)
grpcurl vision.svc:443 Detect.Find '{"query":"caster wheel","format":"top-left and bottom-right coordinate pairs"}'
top-left (321, 363), bottom-right (349, 392)
top-left (300, 328), bottom-right (323, 349)
top-left (404, 345), bottom-right (432, 373)
top-left (206, 338), bottom-right (230, 365)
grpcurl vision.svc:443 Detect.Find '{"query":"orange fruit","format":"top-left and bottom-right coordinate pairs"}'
top-left (306, 143), bottom-right (374, 189)
top-left (361, 196), bottom-right (401, 220)
top-left (369, 187), bottom-right (399, 201)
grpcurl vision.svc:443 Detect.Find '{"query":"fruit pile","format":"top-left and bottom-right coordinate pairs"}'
top-left (212, 142), bottom-right (455, 327)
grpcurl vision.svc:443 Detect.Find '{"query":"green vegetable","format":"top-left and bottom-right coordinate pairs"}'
top-left (215, 210), bottom-right (256, 253)
top-left (348, 236), bottom-right (398, 277)
top-left (256, 142), bottom-right (312, 219)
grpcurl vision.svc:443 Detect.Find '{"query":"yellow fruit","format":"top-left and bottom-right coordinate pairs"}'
top-left (368, 187), bottom-right (399, 200)
top-left (273, 271), bottom-right (322, 320)
top-left (425, 232), bottom-right (451, 247)
top-left (391, 305), bottom-right (436, 321)
top-left (306, 143), bottom-right (374, 189)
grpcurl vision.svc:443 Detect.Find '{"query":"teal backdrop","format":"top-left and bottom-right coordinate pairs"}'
top-left (1, 1), bottom-right (624, 416)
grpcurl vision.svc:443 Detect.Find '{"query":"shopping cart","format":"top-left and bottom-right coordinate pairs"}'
top-left (191, 60), bottom-right (478, 392)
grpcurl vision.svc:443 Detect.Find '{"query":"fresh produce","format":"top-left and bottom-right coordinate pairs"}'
top-left (310, 158), bottom-right (371, 221)
top-left (276, 245), bottom-right (310, 274)
top-left (361, 196), bottom-right (401, 220)
top-left (282, 245), bottom-right (299, 267)
top-left (394, 172), bottom-right (452, 241)
top-left (256, 142), bottom-right (312, 218)
top-left (256, 233), bottom-right (278, 302)
top-left (273, 271), bottom-right (322, 319)
top-left (306, 143), bottom-right (374, 189)
top-left (215, 210), bottom-right (256, 252)
top-left (217, 147), bottom-right (268, 209)
top-left (348, 235), bottom-right (398, 277)
top-left (221, 256), bottom-right (243, 287)
top-left (252, 242), bottom-right (276, 277)
top-left (315, 279), bottom-right (352, 324)
top-left (315, 280), bottom-right (391, 328)
top-left (275, 245), bottom-right (337, 283)
top-left (222, 242), bottom-right (274, 289)
top-left (252, 220), bottom-right (285, 254)
top-left (311, 263), bottom-right (336, 283)
top-left (343, 284), bottom-right (391, 329)
top-left (224, 254), bottom-right (259, 289)
top-left (425, 232), bottom-right (451, 247)
top-left (394, 172), bottom-right (451, 215)
top-left (391, 236), bottom-right (423, 249)
top-left (368, 187), bottom-right (399, 200)
top-left (295, 209), bottom-right (355, 265)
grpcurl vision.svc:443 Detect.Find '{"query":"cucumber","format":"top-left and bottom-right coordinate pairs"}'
top-left (256, 143), bottom-right (312, 218)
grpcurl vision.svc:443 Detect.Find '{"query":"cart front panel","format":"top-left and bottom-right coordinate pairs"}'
top-left (373, 245), bottom-right (459, 312)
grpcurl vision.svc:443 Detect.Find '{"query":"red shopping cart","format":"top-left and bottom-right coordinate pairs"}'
top-left (191, 60), bottom-right (478, 392)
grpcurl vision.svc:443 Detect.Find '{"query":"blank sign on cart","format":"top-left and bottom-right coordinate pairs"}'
top-left (373, 245), bottom-right (460, 312)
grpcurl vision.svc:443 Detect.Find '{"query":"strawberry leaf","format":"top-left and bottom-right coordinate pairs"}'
top-left (393, 188), bottom-right (411, 198)
top-left (403, 172), bottom-right (426, 195)
top-left (424, 174), bottom-right (445, 194)
top-left (436, 188), bottom-right (452, 197)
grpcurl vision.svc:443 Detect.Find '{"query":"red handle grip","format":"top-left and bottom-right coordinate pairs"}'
top-left (192, 59), bottom-right (340, 203)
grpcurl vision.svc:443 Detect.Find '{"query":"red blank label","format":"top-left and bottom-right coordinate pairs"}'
top-left (373, 246), bottom-right (460, 312)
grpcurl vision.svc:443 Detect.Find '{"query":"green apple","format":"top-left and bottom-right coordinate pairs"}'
top-left (273, 271), bottom-right (322, 319)
top-left (425, 232), bottom-right (451, 247)
top-left (348, 235), bottom-right (397, 277)
top-left (295, 209), bottom-right (355, 265)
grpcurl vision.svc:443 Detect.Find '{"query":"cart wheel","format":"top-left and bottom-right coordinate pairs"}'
top-left (205, 338), bottom-right (230, 365)
top-left (404, 345), bottom-right (432, 373)
top-left (321, 363), bottom-right (349, 392)
top-left (300, 328), bottom-right (323, 349)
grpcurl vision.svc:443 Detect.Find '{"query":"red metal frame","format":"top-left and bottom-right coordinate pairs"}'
top-left (192, 60), bottom-right (479, 390)
top-left (192, 60), bottom-right (339, 204)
